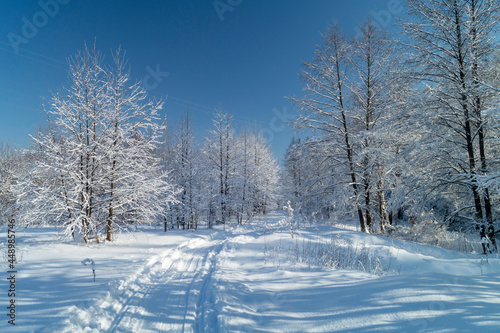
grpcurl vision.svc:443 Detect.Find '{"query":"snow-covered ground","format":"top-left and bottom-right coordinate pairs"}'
top-left (2, 213), bottom-right (500, 332)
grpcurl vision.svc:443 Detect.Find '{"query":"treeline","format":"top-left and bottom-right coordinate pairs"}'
top-left (283, 0), bottom-right (500, 235)
top-left (4, 0), bottom-right (499, 242)
top-left (158, 110), bottom-right (280, 230)
top-left (0, 142), bottom-right (21, 224)
top-left (0, 46), bottom-right (280, 243)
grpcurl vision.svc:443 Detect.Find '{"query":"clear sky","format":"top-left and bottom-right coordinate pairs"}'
top-left (0, 0), bottom-right (404, 162)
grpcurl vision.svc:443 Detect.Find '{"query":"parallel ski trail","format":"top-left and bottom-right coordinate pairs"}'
top-left (56, 231), bottom-right (229, 332)
top-left (106, 256), bottom-right (178, 332)
top-left (194, 243), bottom-right (223, 333)
top-left (110, 236), bottom-right (225, 332)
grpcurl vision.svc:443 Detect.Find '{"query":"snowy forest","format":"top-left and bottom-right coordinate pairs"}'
top-left (0, 46), bottom-right (281, 243)
top-left (287, 0), bottom-right (500, 240)
top-left (2, 0), bottom-right (500, 247)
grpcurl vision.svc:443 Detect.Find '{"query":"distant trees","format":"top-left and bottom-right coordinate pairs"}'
top-left (283, 136), bottom-right (341, 219)
top-left (204, 110), bottom-right (237, 226)
top-left (15, 46), bottom-right (177, 242)
top-left (200, 110), bottom-right (280, 227)
top-left (0, 142), bottom-right (23, 223)
top-left (170, 112), bottom-right (200, 230)
top-left (160, 112), bottom-right (202, 230)
top-left (161, 109), bottom-right (281, 230)
top-left (247, 130), bottom-right (280, 216)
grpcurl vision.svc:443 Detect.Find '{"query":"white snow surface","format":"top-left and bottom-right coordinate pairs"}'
top-left (2, 212), bottom-right (500, 332)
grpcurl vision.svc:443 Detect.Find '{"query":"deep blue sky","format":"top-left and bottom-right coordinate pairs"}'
top-left (0, 0), bottom-right (404, 162)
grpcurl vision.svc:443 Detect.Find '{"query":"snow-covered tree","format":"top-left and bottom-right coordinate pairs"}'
top-left (163, 112), bottom-right (202, 230)
top-left (234, 129), bottom-right (253, 224)
top-left (199, 111), bottom-right (280, 227)
top-left (283, 136), bottom-right (354, 220)
top-left (289, 20), bottom-right (402, 232)
top-left (0, 142), bottom-right (23, 223)
top-left (283, 137), bottom-right (303, 206)
top-left (245, 130), bottom-right (280, 216)
top-left (15, 45), bottom-right (177, 242)
top-left (103, 48), bottom-right (177, 240)
top-left (349, 18), bottom-right (403, 232)
top-left (403, 0), bottom-right (500, 230)
top-left (290, 22), bottom-right (368, 229)
top-left (203, 110), bottom-right (238, 226)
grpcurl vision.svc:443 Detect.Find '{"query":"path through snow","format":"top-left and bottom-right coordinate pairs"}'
top-left (53, 233), bottom-right (226, 332)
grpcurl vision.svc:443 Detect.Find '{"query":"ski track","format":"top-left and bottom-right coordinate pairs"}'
top-left (54, 232), bottom-right (227, 333)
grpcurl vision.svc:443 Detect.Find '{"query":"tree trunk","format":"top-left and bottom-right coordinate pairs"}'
top-left (454, 2), bottom-right (483, 223)
top-left (364, 179), bottom-right (373, 232)
top-left (337, 55), bottom-right (366, 233)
